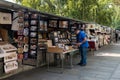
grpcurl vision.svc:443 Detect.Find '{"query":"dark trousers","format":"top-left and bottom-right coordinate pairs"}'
top-left (79, 47), bottom-right (88, 64)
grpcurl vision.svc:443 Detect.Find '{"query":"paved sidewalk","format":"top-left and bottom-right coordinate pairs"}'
top-left (2, 41), bottom-right (120, 80)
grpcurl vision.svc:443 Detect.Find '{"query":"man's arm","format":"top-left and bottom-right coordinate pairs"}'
top-left (76, 37), bottom-right (87, 46)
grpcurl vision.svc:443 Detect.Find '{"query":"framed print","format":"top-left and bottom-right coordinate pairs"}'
top-left (24, 21), bottom-right (29, 27)
top-left (30, 32), bottom-right (37, 37)
top-left (38, 33), bottom-right (42, 39)
top-left (18, 36), bottom-right (23, 41)
top-left (24, 37), bottom-right (29, 43)
top-left (30, 50), bottom-right (36, 56)
top-left (39, 20), bottom-right (44, 31)
top-left (31, 20), bottom-right (37, 25)
top-left (59, 21), bottom-right (68, 28)
top-left (30, 38), bottom-right (37, 44)
top-left (23, 44), bottom-right (29, 52)
top-left (18, 28), bottom-right (23, 35)
top-left (18, 42), bottom-right (23, 47)
top-left (18, 47), bottom-right (23, 54)
top-left (30, 26), bottom-right (37, 31)
top-left (23, 52), bottom-right (28, 59)
top-left (30, 44), bottom-right (37, 50)
top-left (18, 17), bottom-right (24, 23)
top-left (44, 21), bottom-right (47, 31)
top-left (12, 18), bottom-right (19, 31)
top-left (19, 23), bottom-right (24, 28)
top-left (0, 12), bottom-right (12, 24)
top-left (55, 37), bottom-right (59, 42)
top-left (18, 11), bottom-right (24, 17)
top-left (49, 20), bottom-right (57, 27)
top-left (23, 28), bottom-right (29, 36)
top-left (31, 14), bottom-right (38, 19)
top-left (24, 13), bottom-right (29, 19)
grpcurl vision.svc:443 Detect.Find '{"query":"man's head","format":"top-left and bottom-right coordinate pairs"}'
top-left (80, 24), bottom-right (86, 30)
top-left (75, 29), bottom-right (80, 34)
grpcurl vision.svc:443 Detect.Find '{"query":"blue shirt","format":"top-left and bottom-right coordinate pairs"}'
top-left (77, 30), bottom-right (89, 48)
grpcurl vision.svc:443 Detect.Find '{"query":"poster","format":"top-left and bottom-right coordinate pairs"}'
top-left (0, 12), bottom-right (12, 24)
top-left (11, 18), bottom-right (19, 31)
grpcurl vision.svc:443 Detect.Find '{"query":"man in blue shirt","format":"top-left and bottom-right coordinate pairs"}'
top-left (75, 25), bottom-right (89, 66)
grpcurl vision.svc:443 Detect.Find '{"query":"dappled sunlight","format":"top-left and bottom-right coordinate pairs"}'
top-left (96, 52), bottom-right (120, 57)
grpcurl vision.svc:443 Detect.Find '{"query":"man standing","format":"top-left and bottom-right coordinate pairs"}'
top-left (75, 25), bottom-right (89, 66)
top-left (115, 30), bottom-right (118, 43)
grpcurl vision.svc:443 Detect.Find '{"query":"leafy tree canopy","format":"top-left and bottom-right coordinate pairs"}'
top-left (15, 0), bottom-right (120, 28)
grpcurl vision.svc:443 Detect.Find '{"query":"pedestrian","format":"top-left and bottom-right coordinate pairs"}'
top-left (115, 32), bottom-right (118, 43)
top-left (75, 25), bottom-right (89, 66)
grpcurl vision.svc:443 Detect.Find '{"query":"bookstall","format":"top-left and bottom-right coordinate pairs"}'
top-left (86, 23), bottom-right (114, 52)
top-left (0, 0), bottom-right (82, 77)
top-left (86, 23), bottom-right (99, 50)
top-left (0, 0), bottom-right (115, 78)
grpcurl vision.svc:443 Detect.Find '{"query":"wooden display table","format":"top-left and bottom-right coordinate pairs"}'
top-left (47, 46), bottom-right (79, 73)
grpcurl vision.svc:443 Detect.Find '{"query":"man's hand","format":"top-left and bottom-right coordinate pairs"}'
top-left (76, 43), bottom-right (82, 47)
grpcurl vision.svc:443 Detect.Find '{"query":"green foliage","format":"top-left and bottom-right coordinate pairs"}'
top-left (15, 0), bottom-right (120, 28)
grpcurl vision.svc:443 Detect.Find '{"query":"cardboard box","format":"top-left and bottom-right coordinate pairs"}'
top-left (47, 46), bottom-right (63, 53)
top-left (47, 46), bottom-right (74, 53)
top-left (47, 40), bottom-right (53, 47)
top-left (69, 46), bottom-right (74, 50)
top-left (0, 28), bottom-right (8, 42)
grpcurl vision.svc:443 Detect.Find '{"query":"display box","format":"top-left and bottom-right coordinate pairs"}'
top-left (4, 61), bottom-right (18, 73)
top-left (4, 52), bottom-right (17, 63)
top-left (0, 44), bottom-right (17, 53)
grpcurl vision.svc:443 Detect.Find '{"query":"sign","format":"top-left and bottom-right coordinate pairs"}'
top-left (0, 12), bottom-right (12, 24)
top-left (4, 52), bottom-right (17, 63)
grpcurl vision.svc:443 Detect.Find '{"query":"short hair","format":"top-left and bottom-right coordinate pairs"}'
top-left (74, 28), bottom-right (80, 31)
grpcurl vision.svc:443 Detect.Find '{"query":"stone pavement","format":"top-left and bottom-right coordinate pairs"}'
top-left (2, 41), bottom-right (120, 80)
